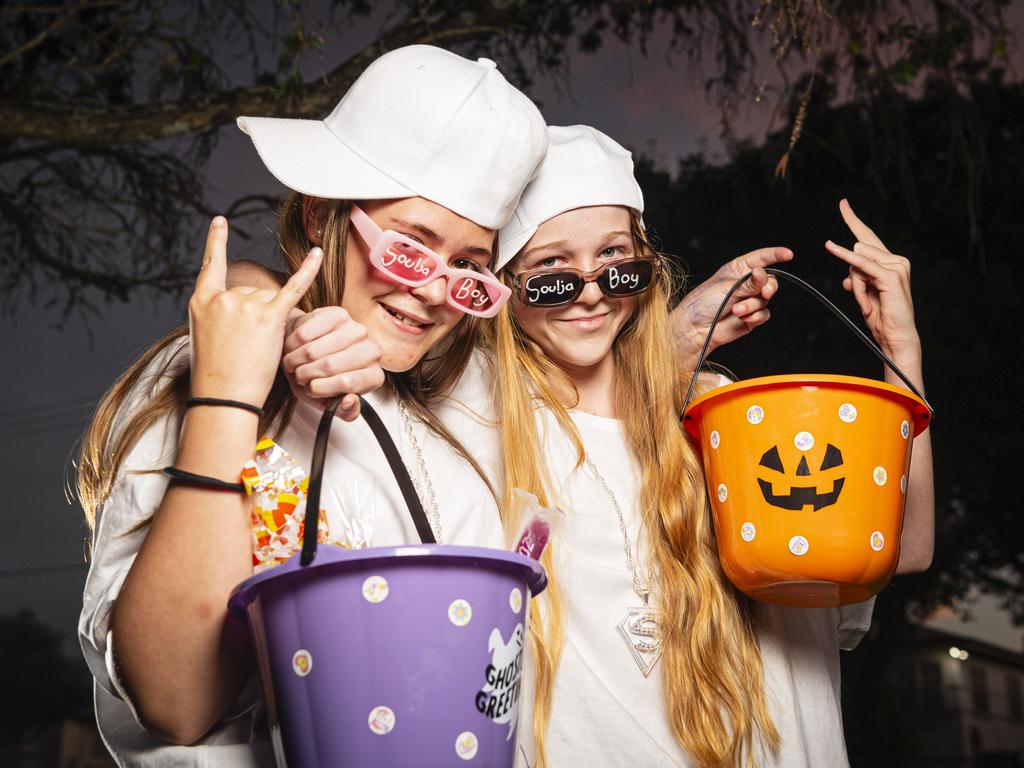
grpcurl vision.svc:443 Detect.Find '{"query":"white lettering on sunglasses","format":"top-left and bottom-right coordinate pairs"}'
top-left (454, 279), bottom-right (493, 308)
top-left (525, 276), bottom-right (577, 304)
top-left (380, 245), bottom-right (433, 278)
top-left (606, 265), bottom-right (640, 291)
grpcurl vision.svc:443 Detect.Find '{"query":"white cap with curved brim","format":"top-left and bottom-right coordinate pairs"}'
top-left (496, 124), bottom-right (644, 270)
top-left (237, 45), bottom-right (548, 231)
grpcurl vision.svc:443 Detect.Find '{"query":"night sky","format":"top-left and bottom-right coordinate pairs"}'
top-left (4, 7), bottom-right (1022, 658)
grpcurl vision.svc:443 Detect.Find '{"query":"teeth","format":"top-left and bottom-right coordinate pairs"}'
top-left (387, 307), bottom-right (423, 327)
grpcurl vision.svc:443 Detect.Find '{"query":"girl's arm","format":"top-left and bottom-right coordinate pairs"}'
top-left (111, 219), bottom-right (323, 744)
top-left (825, 199), bottom-right (934, 574)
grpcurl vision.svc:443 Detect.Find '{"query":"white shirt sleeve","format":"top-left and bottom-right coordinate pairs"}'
top-left (78, 339), bottom-right (188, 702)
top-left (836, 596), bottom-right (876, 651)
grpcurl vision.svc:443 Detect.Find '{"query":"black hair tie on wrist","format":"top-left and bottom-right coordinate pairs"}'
top-left (185, 397), bottom-right (264, 417)
top-left (163, 467), bottom-right (246, 493)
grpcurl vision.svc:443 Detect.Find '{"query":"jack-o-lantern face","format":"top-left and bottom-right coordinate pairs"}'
top-left (756, 442), bottom-right (845, 511)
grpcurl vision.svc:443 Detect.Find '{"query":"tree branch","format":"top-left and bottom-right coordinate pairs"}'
top-left (0, 14), bottom-right (515, 146)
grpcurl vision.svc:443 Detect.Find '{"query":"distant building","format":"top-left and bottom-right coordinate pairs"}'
top-left (888, 625), bottom-right (1024, 767)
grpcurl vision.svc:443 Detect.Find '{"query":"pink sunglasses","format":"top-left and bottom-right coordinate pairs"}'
top-left (348, 205), bottom-right (511, 318)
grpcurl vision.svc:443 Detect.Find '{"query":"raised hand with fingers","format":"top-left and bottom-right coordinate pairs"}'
top-left (671, 245), bottom-right (794, 370)
top-left (281, 306), bottom-right (386, 422)
top-left (824, 199), bottom-right (920, 361)
top-left (188, 216), bottom-right (323, 408)
top-left (825, 198), bottom-right (933, 575)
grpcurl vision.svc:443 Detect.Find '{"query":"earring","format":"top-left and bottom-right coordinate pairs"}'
top-left (316, 228), bottom-right (323, 238)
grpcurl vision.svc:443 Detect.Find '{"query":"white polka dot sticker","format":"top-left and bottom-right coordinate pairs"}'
top-left (717, 483), bottom-right (728, 503)
top-left (789, 535), bottom-right (809, 557)
top-left (741, 522), bottom-right (756, 542)
top-left (746, 405), bottom-right (765, 425)
top-left (292, 649), bottom-right (313, 677)
top-left (873, 466), bottom-right (888, 486)
top-left (870, 531), bottom-right (885, 551)
top-left (455, 731), bottom-right (479, 760)
top-left (362, 575), bottom-right (389, 604)
top-left (794, 431), bottom-right (815, 451)
top-left (710, 430), bottom-right (721, 449)
top-left (449, 598), bottom-right (472, 627)
top-left (901, 420), bottom-right (910, 439)
top-left (509, 587), bottom-right (523, 615)
top-left (900, 475), bottom-right (907, 494)
top-left (368, 705), bottom-right (395, 735)
top-left (838, 403), bottom-right (858, 423)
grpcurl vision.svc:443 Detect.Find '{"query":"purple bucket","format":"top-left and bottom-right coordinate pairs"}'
top-left (228, 396), bottom-right (547, 767)
top-left (229, 544), bottom-right (545, 768)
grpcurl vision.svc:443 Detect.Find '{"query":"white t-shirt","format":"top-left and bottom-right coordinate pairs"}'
top-left (78, 340), bottom-right (505, 767)
top-left (508, 405), bottom-right (874, 768)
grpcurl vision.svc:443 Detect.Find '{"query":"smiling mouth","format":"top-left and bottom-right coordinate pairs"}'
top-left (558, 312), bottom-right (609, 328)
top-left (381, 304), bottom-right (431, 329)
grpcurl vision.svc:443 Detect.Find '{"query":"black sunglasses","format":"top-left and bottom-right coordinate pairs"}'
top-left (512, 258), bottom-right (658, 308)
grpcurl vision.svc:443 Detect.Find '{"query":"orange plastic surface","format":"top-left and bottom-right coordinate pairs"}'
top-left (683, 374), bottom-right (932, 607)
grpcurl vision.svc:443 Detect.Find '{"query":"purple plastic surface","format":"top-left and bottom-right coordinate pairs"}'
top-left (229, 545), bottom-right (547, 768)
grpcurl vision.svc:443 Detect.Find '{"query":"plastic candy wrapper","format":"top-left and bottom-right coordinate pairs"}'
top-left (509, 489), bottom-right (563, 561)
top-left (242, 437), bottom-right (375, 573)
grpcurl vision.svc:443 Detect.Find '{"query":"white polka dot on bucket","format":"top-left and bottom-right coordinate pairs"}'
top-left (838, 403), bottom-right (858, 423)
top-left (362, 575), bottom-right (389, 604)
top-left (710, 430), bottom-right (720, 449)
top-left (741, 522), bottom-right (756, 542)
top-left (901, 420), bottom-right (910, 439)
top-left (870, 531), bottom-right (885, 551)
top-left (448, 599), bottom-right (472, 627)
top-left (873, 466), bottom-right (888, 486)
top-left (717, 483), bottom-right (728, 503)
top-left (455, 731), bottom-right (479, 760)
top-left (368, 705), bottom-right (395, 735)
top-left (788, 535), bottom-right (809, 556)
top-left (900, 475), bottom-right (907, 494)
top-left (794, 431), bottom-right (815, 451)
top-left (291, 649), bottom-right (313, 677)
top-left (746, 405), bottom-right (765, 425)
top-left (509, 588), bottom-right (523, 615)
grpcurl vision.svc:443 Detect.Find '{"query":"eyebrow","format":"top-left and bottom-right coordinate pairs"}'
top-left (521, 239), bottom-right (569, 259)
top-left (522, 231), bottom-right (632, 260)
top-left (390, 217), bottom-right (493, 260)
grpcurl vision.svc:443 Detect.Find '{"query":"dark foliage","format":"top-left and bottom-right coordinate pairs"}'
top-left (0, 610), bottom-right (92, 744)
top-left (0, 1), bottom-right (1010, 315)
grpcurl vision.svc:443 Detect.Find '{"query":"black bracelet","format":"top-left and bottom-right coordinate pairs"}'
top-left (163, 467), bottom-right (246, 493)
top-left (185, 397), bottom-right (264, 417)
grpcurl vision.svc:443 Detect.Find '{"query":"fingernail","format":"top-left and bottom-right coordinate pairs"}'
top-left (309, 247), bottom-right (323, 259)
top-left (212, 216), bottom-right (226, 228)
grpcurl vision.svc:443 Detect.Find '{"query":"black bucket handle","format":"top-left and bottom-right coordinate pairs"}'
top-left (300, 395), bottom-right (436, 566)
top-left (679, 268), bottom-right (934, 419)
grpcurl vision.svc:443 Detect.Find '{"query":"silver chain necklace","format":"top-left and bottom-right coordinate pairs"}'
top-left (584, 452), bottom-right (663, 677)
top-left (394, 389), bottom-right (443, 544)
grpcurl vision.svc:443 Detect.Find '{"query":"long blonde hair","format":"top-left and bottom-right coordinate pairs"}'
top-left (79, 193), bottom-right (494, 530)
top-left (484, 212), bottom-right (779, 767)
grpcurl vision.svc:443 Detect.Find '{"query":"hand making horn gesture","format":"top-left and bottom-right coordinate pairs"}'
top-left (824, 199), bottom-right (921, 362)
top-left (189, 216), bottom-right (323, 408)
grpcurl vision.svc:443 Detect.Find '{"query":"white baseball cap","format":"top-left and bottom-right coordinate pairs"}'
top-left (496, 124), bottom-right (644, 270)
top-left (237, 45), bottom-right (547, 230)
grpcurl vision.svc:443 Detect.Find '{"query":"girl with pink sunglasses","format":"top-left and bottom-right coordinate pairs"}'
top-left (76, 45), bottom-right (549, 765)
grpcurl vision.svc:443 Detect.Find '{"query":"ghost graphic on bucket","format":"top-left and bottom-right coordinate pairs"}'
top-left (475, 623), bottom-right (525, 740)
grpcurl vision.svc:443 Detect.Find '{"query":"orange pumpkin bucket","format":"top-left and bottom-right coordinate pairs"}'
top-left (681, 270), bottom-right (933, 608)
